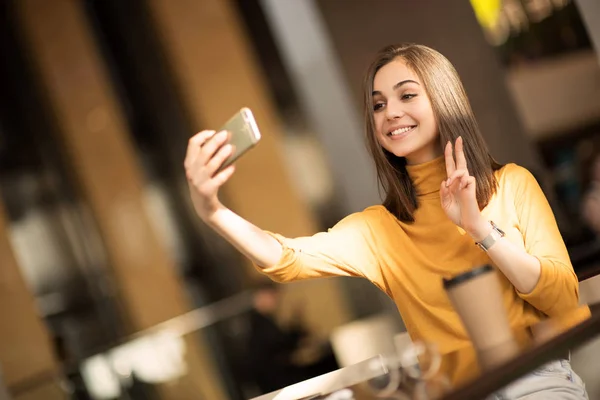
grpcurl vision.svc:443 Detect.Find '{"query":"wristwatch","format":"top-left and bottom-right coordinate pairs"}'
top-left (475, 221), bottom-right (505, 251)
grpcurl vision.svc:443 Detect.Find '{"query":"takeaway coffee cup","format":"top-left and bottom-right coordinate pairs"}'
top-left (443, 265), bottom-right (518, 369)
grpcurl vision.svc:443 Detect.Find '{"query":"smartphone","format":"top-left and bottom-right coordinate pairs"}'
top-left (216, 107), bottom-right (261, 172)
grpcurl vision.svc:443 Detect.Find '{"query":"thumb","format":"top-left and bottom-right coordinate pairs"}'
top-left (440, 181), bottom-right (452, 205)
top-left (440, 180), bottom-right (449, 197)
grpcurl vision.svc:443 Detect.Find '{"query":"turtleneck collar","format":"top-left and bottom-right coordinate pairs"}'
top-left (405, 156), bottom-right (447, 196)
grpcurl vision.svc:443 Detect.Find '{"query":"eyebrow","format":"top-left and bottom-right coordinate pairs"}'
top-left (372, 79), bottom-right (420, 96)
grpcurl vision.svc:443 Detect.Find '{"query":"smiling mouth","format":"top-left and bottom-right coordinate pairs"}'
top-left (388, 125), bottom-right (417, 137)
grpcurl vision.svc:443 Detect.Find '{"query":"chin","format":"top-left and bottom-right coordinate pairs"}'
top-left (384, 144), bottom-right (415, 159)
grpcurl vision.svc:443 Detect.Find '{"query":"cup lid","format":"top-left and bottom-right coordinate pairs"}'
top-left (442, 264), bottom-right (493, 290)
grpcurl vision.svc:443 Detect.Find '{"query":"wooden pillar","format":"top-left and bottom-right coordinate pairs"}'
top-left (146, 0), bottom-right (353, 335)
top-left (0, 201), bottom-right (64, 399)
top-left (16, 1), bottom-right (227, 399)
top-left (147, 0), bottom-right (318, 239)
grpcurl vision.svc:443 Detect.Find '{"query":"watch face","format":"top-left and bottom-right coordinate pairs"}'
top-left (478, 231), bottom-right (498, 251)
top-left (476, 221), bottom-right (504, 251)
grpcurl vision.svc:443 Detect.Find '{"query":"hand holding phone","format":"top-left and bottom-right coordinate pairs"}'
top-left (184, 107), bottom-right (261, 220)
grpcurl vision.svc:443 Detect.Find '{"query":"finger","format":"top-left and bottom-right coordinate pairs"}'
top-left (211, 164), bottom-right (236, 187)
top-left (440, 181), bottom-right (452, 203)
top-left (206, 144), bottom-right (235, 176)
top-left (446, 169), bottom-right (469, 188)
top-left (459, 175), bottom-right (475, 190)
top-left (185, 130), bottom-right (216, 168)
top-left (455, 136), bottom-right (467, 171)
top-left (444, 141), bottom-right (455, 177)
top-left (198, 130), bottom-right (230, 165)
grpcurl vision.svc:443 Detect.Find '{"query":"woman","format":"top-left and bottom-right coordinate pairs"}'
top-left (184, 44), bottom-right (587, 398)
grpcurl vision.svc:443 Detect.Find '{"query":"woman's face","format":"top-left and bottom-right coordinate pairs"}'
top-left (372, 58), bottom-right (441, 165)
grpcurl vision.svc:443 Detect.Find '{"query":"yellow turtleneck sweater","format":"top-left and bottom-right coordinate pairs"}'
top-left (256, 156), bottom-right (584, 383)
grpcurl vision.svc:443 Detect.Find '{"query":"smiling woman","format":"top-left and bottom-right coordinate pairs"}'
top-left (184, 43), bottom-right (588, 396)
top-left (363, 44), bottom-right (501, 223)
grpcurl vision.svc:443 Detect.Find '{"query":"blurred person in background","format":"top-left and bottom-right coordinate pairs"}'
top-left (0, 367), bottom-right (9, 400)
top-left (245, 282), bottom-right (338, 394)
top-left (185, 43), bottom-right (587, 398)
top-left (582, 154), bottom-right (600, 235)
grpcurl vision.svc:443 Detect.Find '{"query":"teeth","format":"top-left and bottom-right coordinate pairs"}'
top-left (390, 126), bottom-right (415, 136)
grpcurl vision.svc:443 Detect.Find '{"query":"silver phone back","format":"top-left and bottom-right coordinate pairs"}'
top-left (218, 107), bottom-right (261, 170)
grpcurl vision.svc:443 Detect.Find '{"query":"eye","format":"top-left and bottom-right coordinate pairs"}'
top-left (373, 102), bottom-right (385, 111)
top-left (401, 93), bottom-right (417, 100)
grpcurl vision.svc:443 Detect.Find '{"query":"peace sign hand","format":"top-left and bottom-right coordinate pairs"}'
top-left (440, 137), bottom-right (488, 239)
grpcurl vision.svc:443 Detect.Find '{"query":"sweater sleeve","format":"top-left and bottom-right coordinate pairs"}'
top-left (510, 165), bottom-right (580, 316)
top-left (254, 211), bottom-right (380, 284)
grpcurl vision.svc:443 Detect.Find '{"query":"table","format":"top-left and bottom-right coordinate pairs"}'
top-left (252, 304), bottom-right (600, 400)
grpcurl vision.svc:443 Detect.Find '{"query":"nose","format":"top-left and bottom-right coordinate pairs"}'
top-left (385, 99), bottom-right (404, 120)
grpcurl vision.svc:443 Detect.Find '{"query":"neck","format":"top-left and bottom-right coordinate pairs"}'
top-left (405, 155), bottom-right (447, 196)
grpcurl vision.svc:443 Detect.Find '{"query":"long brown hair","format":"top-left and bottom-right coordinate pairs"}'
top-left (363, 43), bottom-right (502, 222)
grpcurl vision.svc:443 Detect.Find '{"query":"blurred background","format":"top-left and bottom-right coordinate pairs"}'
top-left (0, 0), bottom-right (599, 399)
